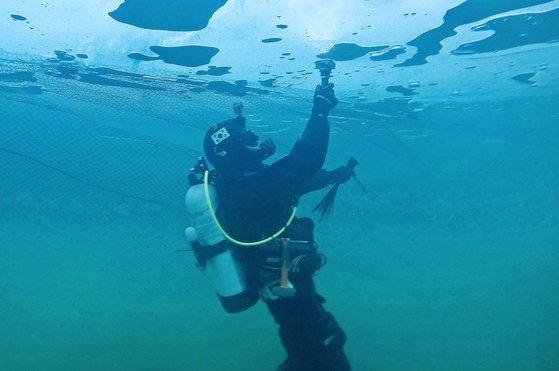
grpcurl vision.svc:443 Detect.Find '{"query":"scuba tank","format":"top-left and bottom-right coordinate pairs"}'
top-left (185, 157), bottom-right (258, 313)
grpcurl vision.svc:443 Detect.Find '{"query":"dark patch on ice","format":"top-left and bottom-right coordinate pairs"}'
top-left (47, 64), bottom-right (80, 79)
top-left (397, 0), bottom-right (554, 67)
top-left (196, 66), bottom-right (231, 76)
top-left (44, 63), bottom-right (163, 91)
top-left (276, 24), bottom-right (288, 29)
top-left (11, 14), bottom-right (27, 21)
top-left (128, 45), bottom-right (219, 67)
top-left (76, 54), bottom-right (88, 59)
top-left (206, 81), bottom-right (271, 96)
top-left (262, 38), bottom-right (282, 43)
top-left (235, 80), bottom-right (248, 87)
top-left (0, 85), bottom-right (43, 95)
top-left (176, 77), bottom-right (206, 86)
top-left (128, 53), bottom-right (160, 61)
top-left (452, 9), bottom-right (559, 55)
top-left (0, 71), bottom-right (37, 83)
top-left (512, 72), bottom-right (536, 85)
top-left (190, 87), bottom-right (206, 93)
top-left (108, 0), bottom-right (227, 31)
top-left (317, 43), bottom-right (388, 61)
top-left (55, 50), bottom-right (75, 61)
top-left (386, 85), bottom-right (418, 96)
top-left (259, 78), bottom-right (276, 87)
top-left (88, 67), bottom-right (144, 78)
top-left (369, 45), bottom-right (406, 61)
top-left (149, 45), bottom-right (219, 67)
top-left (77, 73), bottom-right (165, 91)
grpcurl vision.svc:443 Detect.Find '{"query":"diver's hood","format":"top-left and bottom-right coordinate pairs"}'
top-left (203, 116), bottom-right (275, 171)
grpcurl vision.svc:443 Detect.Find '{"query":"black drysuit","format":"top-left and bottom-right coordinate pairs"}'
top-left (214, 111), bottom-right (351, 371)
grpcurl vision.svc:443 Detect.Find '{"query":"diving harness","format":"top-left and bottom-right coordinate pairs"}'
top-left (185, 157), bottom-right (307, 313)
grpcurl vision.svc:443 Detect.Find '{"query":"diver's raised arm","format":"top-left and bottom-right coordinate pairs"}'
top-left (287, 83), bottom-right (338, 172)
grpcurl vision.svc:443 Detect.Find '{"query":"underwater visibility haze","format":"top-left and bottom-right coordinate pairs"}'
top-left (1, 0), bottom-right (558, 370)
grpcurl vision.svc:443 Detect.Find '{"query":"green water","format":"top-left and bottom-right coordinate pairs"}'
top-left (1, 77), bottom-right (558, 370)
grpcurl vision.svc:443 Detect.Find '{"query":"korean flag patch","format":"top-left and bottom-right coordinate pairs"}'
top-left (211, 127), bottom-right (230, 145)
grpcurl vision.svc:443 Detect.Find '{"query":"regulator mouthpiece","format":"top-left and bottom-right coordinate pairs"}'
top-left (314, 59), bottom-right (336, 86)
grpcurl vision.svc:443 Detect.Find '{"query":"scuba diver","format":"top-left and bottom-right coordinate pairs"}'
top-left (185, 62), bottom-right (353, 370)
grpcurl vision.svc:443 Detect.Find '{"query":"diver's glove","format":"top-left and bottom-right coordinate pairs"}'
top-left (312, 83), bottom-right (338, 117)
top-left (260, 138), bottom-right (276, 159)
top-left (328, 165), bottom-right (354, 185)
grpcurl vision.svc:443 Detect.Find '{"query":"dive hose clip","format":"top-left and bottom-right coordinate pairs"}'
top-left (188, 157), bottom-right (210, 186)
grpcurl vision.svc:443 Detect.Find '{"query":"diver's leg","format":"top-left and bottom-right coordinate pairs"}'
top-left (264, 275), bottom-right (350, 371)
top-left (277, 311), bottom-right (350, 371)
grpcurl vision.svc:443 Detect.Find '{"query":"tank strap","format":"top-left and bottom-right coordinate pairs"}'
top-left (191, 240), bottom-right (228, 267)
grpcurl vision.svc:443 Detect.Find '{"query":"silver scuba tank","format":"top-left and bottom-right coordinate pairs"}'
top-left (185, 160), bottom-right (258, 313)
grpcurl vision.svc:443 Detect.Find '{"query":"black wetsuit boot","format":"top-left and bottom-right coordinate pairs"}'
top-left (265, 273), bottom-right (351, 371)
top-left (277, 312), bottom-right (350, 371)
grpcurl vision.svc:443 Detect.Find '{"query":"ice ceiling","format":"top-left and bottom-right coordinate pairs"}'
top-left (2, 0), bottom-right (559, 102)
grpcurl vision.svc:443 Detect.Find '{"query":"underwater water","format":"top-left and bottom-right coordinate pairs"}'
top-left (1, 0), bottom-right (558, 370)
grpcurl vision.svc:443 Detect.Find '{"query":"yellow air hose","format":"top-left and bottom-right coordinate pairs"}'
top-left (203, 170), bottom-right (297, 247)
